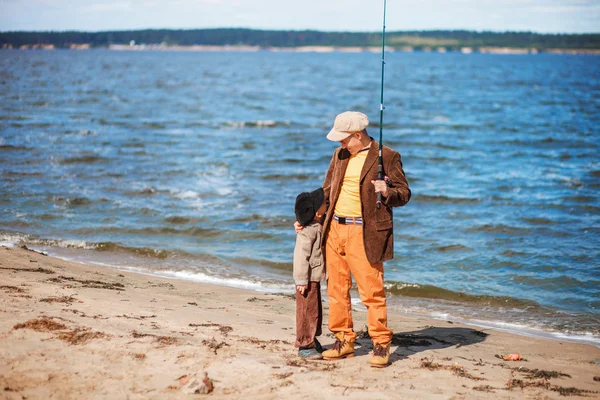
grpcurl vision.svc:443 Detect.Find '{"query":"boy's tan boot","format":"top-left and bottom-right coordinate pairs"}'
top-left (322, 334), bottom-right (354, 360)
top-left (369, 343), bottom-right (391, 368)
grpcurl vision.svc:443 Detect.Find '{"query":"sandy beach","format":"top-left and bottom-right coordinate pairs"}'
top-left (1, 245), bottom-right (599, 399)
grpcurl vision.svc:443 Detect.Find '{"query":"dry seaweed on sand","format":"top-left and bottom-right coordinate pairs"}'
top-left (48, 275), bottom-right (125, 291)
top-left (131, 330), bottom-right (154, 338)
top-left (117, 314), bottom-right (156, 320)
top-left (266, 292), bottom-right (296, 300)
top-left (13, 316), bottom-right (67, 332)
top-left (0, 285), bottom-right (27, 293)
top-left (272, 372), bottom-right (293, 379)
top-left (0, 266), bottom-right (55, 274)
top-left (419, 358), bottom-right (485, 381)
top-left (202, 338), bottom-right (229, 354)
top-left (246, 296), bottom-right (273, 302)
top-left (40, 295), bottom-right (77, 303)
top-left (241, 337), bottom-right (292, 348)
top-left (130, 330), bottom-right (179, 345)
top-left (154, 336), bottom-right (179, 346)
top-left (330, 383), bottom-right (368, 392)
top-left (189, 323), bottom-right (233, 336)
top-left (550, 386), bottom-right (599, 397)
top-left (286, 357), bottom-right (338, 371)
top-left (56, 328), bottom-right (108, 345)
top-left (506, 378), bottom-right (550, 390)
top-left (513, 367), bottom-right (571, 380)
top-left (472, 385), bottom-right (497, 392)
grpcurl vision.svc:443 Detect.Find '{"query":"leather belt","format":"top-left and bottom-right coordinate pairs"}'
top-left (334, 215), bottom-right (363, 225)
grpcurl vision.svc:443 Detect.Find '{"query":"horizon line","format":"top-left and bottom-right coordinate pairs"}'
top-left (2, 27), bottom-right (599, 36)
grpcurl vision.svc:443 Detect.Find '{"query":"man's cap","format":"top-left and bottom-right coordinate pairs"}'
top-left (326, 111), bottom-right (369, 142)
top-left (295, 187), bottom-right (325, 227)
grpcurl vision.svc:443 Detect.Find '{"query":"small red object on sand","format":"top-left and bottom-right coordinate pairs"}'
top-left (503, 353), bottom-right (521, 361)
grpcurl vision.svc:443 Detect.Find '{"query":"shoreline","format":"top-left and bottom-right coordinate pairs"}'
top-left (5, 238), bottom-right (600, 349)
top-left (1, 246), bottom-right (599, 398)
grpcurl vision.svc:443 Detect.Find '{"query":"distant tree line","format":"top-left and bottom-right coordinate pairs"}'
top-left (1, 28), bottom-right (599, 50)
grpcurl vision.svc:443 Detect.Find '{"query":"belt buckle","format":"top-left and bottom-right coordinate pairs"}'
top-left (338, 217), bottom-right (346, 224)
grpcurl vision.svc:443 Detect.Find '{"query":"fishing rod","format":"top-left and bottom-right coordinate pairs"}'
top-left (377, 0), bottom-right (387, 210)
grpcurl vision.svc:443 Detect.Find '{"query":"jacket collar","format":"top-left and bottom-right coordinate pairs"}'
top-left (360, 138), bottom-right (379, 183)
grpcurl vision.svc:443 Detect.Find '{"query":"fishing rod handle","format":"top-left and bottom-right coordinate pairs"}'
top-left (376, 163), bottom-right (383, 209)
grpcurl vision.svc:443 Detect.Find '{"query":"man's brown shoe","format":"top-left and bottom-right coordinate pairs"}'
top-left (322, 336), bottom-right (354, 360)
top-left (369, 343), bottom-right (391, 368)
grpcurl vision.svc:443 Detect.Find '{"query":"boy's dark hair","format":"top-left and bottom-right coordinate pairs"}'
top-left (295, 187), bottom-right (325, 227)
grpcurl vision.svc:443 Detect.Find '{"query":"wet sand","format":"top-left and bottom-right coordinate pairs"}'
top-left (1, 246), bottom-right (599, 399)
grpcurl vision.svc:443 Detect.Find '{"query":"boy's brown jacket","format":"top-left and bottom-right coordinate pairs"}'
top-left (321, 140), bottom-right (411, 264)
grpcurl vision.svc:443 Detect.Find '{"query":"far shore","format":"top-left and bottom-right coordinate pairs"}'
top-left (3, 43), bottom-right (600, 55)
top-left (1, 245), bottom-right (599, 399)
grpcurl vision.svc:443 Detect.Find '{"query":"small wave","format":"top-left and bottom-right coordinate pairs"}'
top-left (519, 217), bottom-right (558, 225)
top-left (4, 171), bottom-right (43, 177)
top-left (142, 122), bottom-right (167, 129)
top-left (230, 257), bottom-right (291, 271)
top-left (262, 173), bottom-right (317, 181)
top-left (121, 142), bottom-right (145, 148)
top-left (124, 187), bottom-right (165, 196)
top-left (385, 281), bottom-right (539, 308)
top-left (465, 319), bottom-right (600, 346)
top-left (0, 144), bottom-right (32, 151)
top-left (35, 213), bottom-right (60, 221)
top-left (0, 231), bottom-right (97, 250)
top-left (173, 190), bottom-right (202, 199)
top-left (501, 250), bottom-right (528, 257)
top-left (466, 224), bottom-right (530, 236)
top-left (59, 154), bottom-right (109, 165)
top-left (0, 115), bottom-right (29, 121)
top-left (511, 274), bottom-right (587, 290)
top-left (563, 195), bottom-right (596, 203)
top-left (95, 242), bottom-right (169, 259)
top-left (64, 129), bottom-right (96, 136)
top-left (225, 214), bottom-right (294, 229)
top-left (416, 195), bottom-right (480, 204)
top-left (265, 158), bottom-right (306, 165)
top-left (164, 216), bottom-right (191, 224)
top-left (154, 270), bottom-right (290, 293)
top-left (433, 244), bottom-right (473, 252)
top-left (71, 226), bottom-right (223, 239)
top-left (49, 197), bottom-right (94, 207)
top-left (223, 120), bottom-right (290, 128)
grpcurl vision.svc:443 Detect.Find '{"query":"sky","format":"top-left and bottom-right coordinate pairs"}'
top-left (1, 0), bottom-right (599, 33)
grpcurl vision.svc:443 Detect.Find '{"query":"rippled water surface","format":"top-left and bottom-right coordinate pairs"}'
top-left (1, 50), bottom-right (599, 344)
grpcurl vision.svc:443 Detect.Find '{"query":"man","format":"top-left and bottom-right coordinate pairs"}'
top-left (317, 110), bottom-right (410, 367)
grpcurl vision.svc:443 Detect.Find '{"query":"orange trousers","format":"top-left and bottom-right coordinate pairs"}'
top-left (326, 220), bottom-right (392, 346)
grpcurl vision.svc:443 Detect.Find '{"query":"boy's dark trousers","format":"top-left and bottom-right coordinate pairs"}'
top-left (295, 281), bottom-right (322, 348)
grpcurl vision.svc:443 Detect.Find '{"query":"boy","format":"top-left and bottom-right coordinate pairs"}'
top-left (293, 187), bottom-right (327, 360)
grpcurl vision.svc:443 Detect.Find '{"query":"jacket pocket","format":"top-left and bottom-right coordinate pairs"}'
top-left (376, 219), bottom-right (393, 231)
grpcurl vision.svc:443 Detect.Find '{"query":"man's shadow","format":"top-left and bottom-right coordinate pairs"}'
top-left (352, 325), bottom-right (489, 366)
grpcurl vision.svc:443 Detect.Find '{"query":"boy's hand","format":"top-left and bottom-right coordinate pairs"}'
top-left (294, 221), bottom-right (303, 233)
top-left (296, 285), bottom-right (307, 295)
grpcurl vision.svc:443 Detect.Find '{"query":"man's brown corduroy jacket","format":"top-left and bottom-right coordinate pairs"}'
top-left (321, 140), bottom-right (411, 264)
